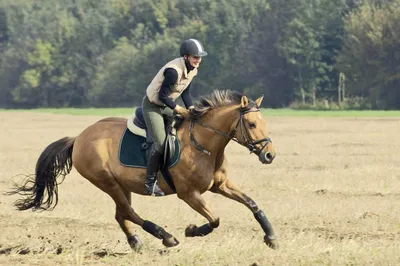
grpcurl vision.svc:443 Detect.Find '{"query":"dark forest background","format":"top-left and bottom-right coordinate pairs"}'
top-left (1, 0), bottom-right (399, 109)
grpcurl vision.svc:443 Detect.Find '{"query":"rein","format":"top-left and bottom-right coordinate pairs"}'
top-left (189, 108), bottom-right (272, 156)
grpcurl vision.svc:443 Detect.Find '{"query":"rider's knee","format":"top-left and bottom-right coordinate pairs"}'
top-left (152, 142), bottom-right (165, 153)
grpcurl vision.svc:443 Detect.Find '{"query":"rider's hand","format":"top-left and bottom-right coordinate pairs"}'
top-left (174, 105), bottom-right (190, 119)
top-left (188, 105), bottom-right (200, 117)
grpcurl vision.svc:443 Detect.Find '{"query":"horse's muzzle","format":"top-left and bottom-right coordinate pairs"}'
top-left (259, 151), bottom-right (275, 164)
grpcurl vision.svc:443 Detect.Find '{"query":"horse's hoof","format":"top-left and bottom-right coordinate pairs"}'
top-left (128, 235), bottom-right (143, 251)
top-left (162, 236), bottom-right (179, 247)
top-left (264, 235), bottom-right (279, 250)
top-left (185, 224), bottom-right (198, 237)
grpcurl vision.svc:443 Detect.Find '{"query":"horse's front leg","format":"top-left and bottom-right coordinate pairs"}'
top-left (211, 178), bottom-right (278, 249)
top-left (179, 191), bottom-right (220, 237)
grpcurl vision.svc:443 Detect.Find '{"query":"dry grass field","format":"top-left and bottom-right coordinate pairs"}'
top-left (0, 112), bottom-right (399, 265)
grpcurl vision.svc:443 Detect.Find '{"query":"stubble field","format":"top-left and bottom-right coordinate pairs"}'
top-left (0, 111), bottom-right (399, 265)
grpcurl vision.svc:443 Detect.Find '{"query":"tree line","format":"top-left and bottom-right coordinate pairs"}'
top-left (0, 0), bottom-right (399, 109)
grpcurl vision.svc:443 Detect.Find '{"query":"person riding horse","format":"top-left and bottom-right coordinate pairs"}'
top-left (9, 89), bottom-right (278, 249)
top-left (142, 39), bottom-right (208, 196)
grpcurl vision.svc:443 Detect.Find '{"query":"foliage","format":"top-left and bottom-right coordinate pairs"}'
top-left (0, 0), bottom-right (398, 109)
top-left (335, 0), bottom-right (400, 109)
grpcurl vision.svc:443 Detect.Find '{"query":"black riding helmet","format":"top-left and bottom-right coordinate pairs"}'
top-left (180, 39), bottom-right (208, 57)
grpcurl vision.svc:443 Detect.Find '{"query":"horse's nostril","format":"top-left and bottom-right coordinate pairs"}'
top-left (259, 151), bottom-right (275, 164)
top-left (265, 152), bottom-right (273, 160)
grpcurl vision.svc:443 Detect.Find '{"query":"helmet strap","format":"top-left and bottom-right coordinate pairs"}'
top-left (184, 56), bottom-right (195, 72)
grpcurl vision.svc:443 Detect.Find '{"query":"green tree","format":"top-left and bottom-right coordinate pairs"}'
top-left (336, 0), bottom-right (400, 108)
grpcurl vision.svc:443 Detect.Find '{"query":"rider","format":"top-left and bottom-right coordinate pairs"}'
top-left (142, 39), bottom-right (208, 196)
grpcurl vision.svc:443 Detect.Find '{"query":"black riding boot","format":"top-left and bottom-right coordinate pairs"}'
top-left (144, 148), bottom-right (165, 196)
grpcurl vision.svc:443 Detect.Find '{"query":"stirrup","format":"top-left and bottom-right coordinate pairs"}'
top-left (145, 180), bottom-right (165, 197)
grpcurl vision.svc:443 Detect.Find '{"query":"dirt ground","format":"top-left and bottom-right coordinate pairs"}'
top-left (0, 112), bottom-right (399, 266)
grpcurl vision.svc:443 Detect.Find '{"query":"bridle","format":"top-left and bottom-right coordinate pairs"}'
top-left (189, 107), bottom-right (272, 156)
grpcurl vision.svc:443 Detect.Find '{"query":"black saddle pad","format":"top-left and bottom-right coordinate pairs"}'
top-left (118, 128), bottom-right (180, 168)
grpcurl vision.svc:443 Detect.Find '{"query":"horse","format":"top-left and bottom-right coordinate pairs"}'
top-left (8, 90), bottom-right (278, 250)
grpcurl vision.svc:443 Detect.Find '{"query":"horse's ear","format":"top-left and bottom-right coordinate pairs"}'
top-left (241, 96), bottom-right (249, 108)
top-left (255, 95), bottom-right (264, 108)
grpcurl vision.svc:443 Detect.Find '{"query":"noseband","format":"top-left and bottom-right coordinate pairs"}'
top-left (189, 108), bottom-right (272, 156)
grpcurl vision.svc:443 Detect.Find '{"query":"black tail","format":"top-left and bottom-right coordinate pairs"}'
top-left (7, 137), bottom-right (75, 211)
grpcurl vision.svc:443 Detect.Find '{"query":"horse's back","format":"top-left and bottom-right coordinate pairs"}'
top-left (72, 117), bottom-right (128, 179)
top-left (76, 117), bottom-right (127, 143)
top-left (97, 117), bottom-right (128, 124)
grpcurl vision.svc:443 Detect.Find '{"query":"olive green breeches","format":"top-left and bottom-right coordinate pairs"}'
top-left (142, 96), bottom-right (173, 152)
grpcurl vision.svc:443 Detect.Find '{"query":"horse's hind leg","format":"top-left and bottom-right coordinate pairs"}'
top-left (106, 181), bottom-right (179, 248)
top-left (115, 189), bottom-right (143, 250)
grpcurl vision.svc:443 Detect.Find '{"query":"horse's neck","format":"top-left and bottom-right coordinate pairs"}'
top-left (187, 106), bottom-right (239, 156)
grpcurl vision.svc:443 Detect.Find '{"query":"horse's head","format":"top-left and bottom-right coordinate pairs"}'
top-left (191, 90), bottom-right (276, 164)
top-left (232, 95), bottom-right (276, 164)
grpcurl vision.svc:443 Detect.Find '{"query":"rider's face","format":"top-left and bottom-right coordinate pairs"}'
top-left (185, 55), bottom-right (202, 68)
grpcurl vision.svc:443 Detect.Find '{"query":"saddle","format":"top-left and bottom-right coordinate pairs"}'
top-left (121, 107), bottom-right (183, 192)
top-left (127, 107), bottom-right (182, 166)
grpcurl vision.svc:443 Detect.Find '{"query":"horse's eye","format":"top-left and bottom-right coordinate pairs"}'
top-left (249, 122), bottom-right (256, 128)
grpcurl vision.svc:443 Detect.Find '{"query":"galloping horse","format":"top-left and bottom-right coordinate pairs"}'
top-left (9, 90), bottom-right (278, 250)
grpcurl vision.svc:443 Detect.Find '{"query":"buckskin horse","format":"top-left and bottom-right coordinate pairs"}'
top-left (8, 90), bottom-right (278, 250)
